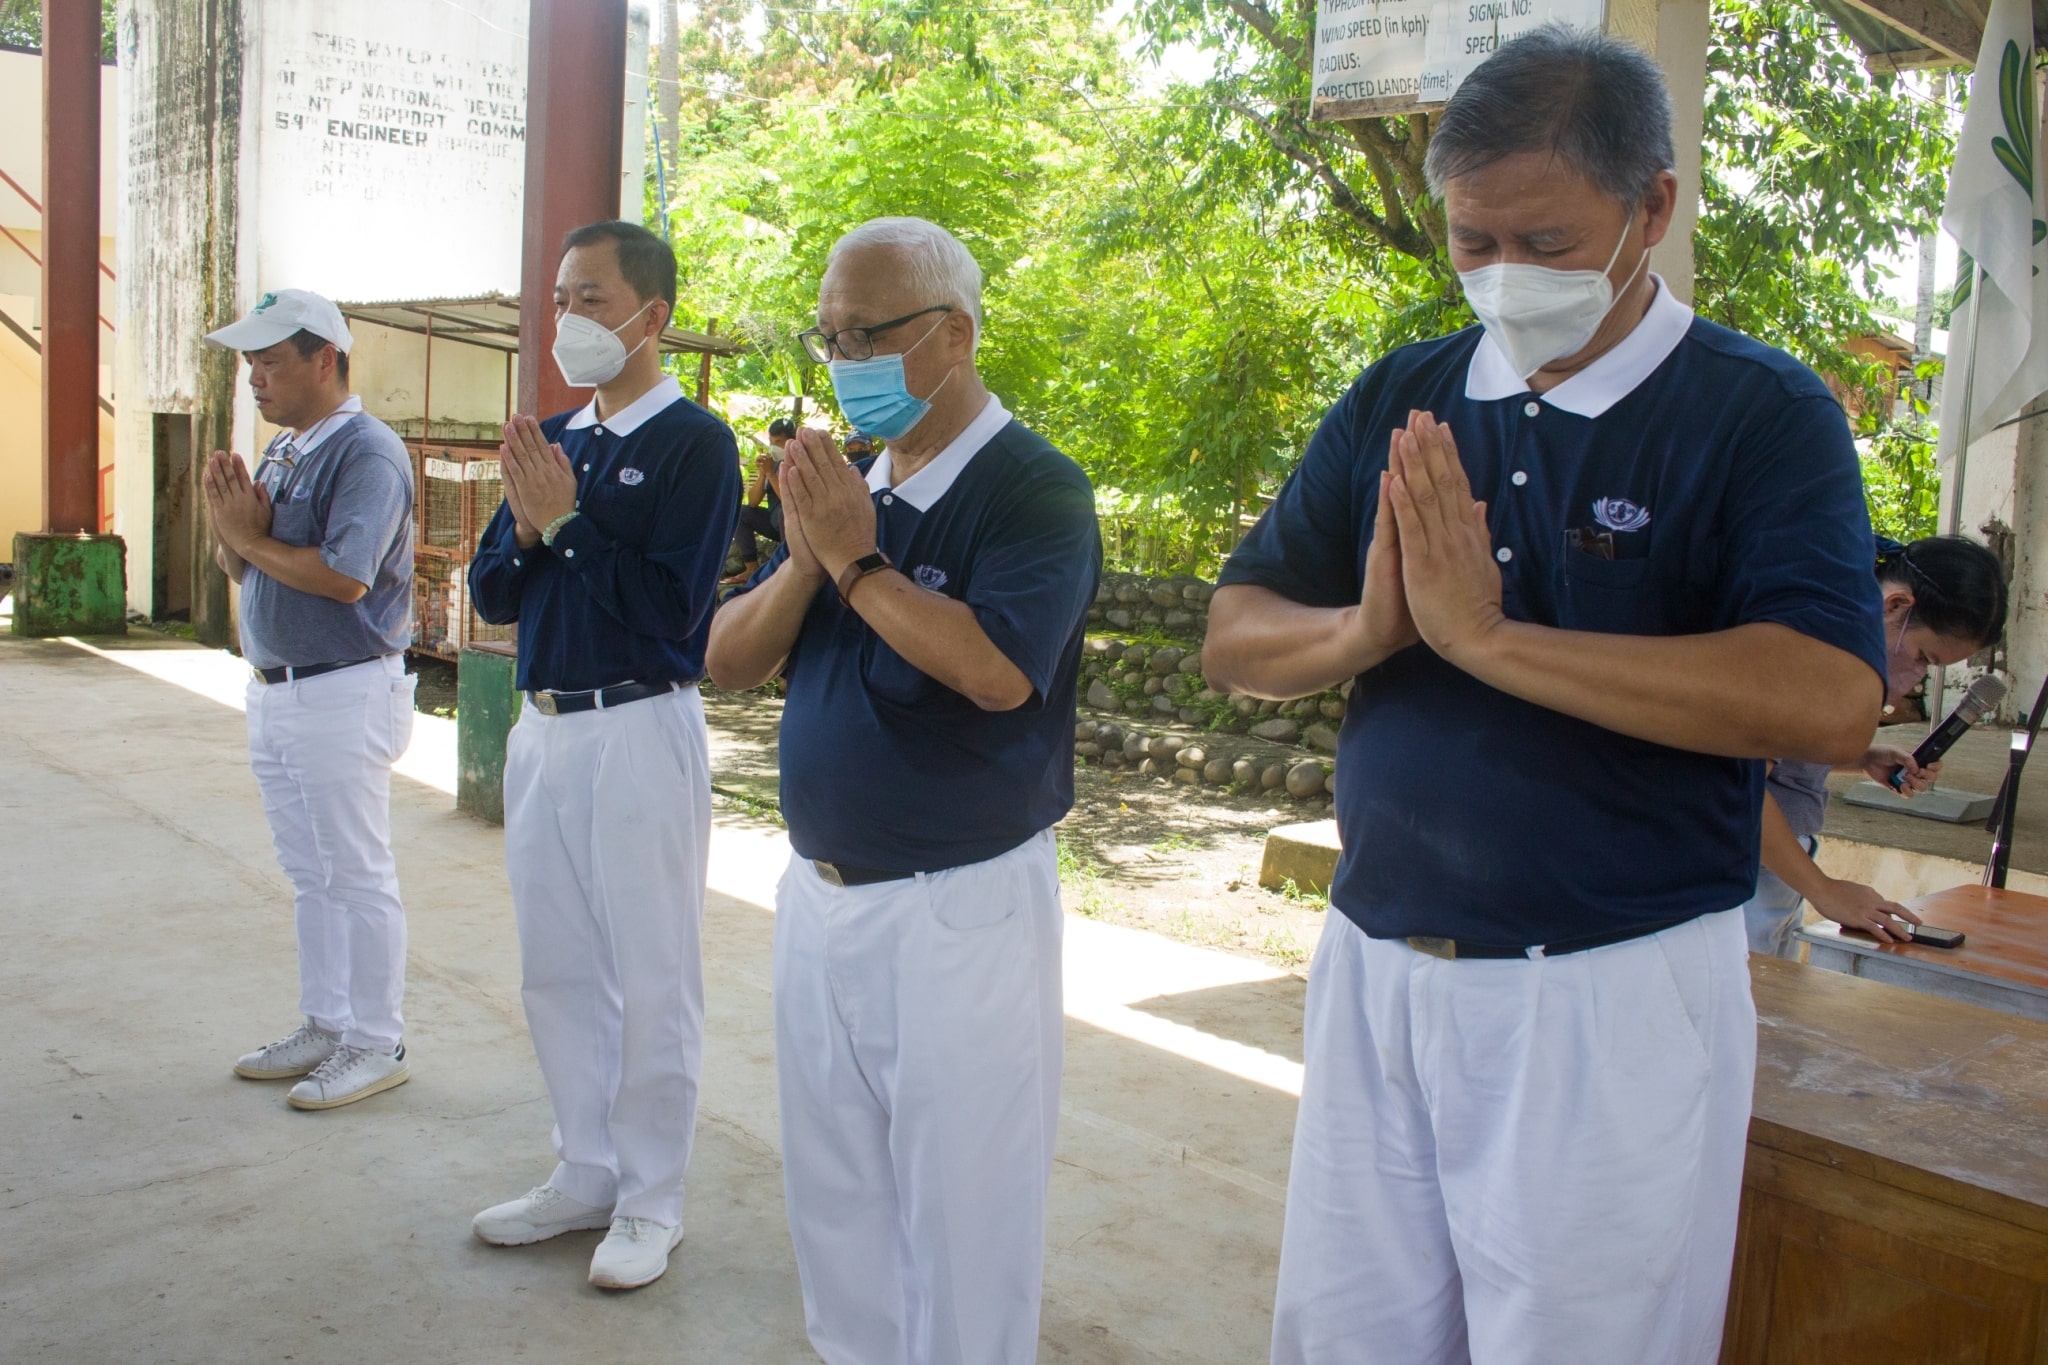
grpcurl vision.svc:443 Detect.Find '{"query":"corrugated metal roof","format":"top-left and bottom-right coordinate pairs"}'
top-left (1806, 0), bottom-right (2039, 70)
top-left (337, 293), bottom-right (743, 358)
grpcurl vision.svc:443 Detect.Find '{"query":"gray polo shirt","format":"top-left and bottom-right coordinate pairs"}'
top-left (239, 398), bottom-right (414, 670)
top-left (1766, 758), bottom-right (1831, 842)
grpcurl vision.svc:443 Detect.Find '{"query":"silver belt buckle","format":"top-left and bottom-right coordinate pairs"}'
top-left (532, 691), bottom-right (560, 716)
top-left (813, 860), bottom-right (845, 887)
top-left (1407, 935), bottom-right (1458, 961)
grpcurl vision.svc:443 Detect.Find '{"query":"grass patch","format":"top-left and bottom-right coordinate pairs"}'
top-left (1277, 877), bottom-right (1329, 912)
top-left (1056, 834), bottom-right (1122, 920)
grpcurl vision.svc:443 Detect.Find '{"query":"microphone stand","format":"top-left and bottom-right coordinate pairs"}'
top-left (1984, 672), bottom-right (2048, 889)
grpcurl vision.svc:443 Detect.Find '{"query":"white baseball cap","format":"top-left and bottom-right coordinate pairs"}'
top-left (204, 288), bottom-right (354, 355)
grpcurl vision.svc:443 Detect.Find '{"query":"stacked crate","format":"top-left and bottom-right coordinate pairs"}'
top-left (409, 441), bottom-right (515, 659)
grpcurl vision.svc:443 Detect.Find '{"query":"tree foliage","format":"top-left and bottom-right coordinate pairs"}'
top-left (658, 0), bottom-right (1956, 571)
top-left (0, 0), bottom-right (118, 58)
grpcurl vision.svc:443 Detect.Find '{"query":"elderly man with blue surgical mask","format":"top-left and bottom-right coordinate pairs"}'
top-left (708, 216), bottom-right (1101, 1365)
top-left (1205, 27), bottom-right (1889, 1365)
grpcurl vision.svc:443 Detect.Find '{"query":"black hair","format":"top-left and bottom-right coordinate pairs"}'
top-left (768, 418), bottom-right (798, 440)
top-left (560, 219), bottom-right (679, 313)
top-left (1877, 535), bottom-right (2008, 648)
top-left (287, 328), bottom-right (348, 383)
top-left (1424, 25), bottom-right (1674, 206)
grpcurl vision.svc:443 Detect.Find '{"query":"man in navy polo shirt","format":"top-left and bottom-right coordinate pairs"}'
top-left (1205, 30), bottom-right (1887, 1365)
top-left (707, 216), bottom-right (1100, 1364)
top-left (467, 220), bottom-right (740, 1292)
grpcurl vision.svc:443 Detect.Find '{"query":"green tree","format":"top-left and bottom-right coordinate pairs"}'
top-left (0, 0), bottom-right (119, 59)
top-left (1128, 0), bottom-right (1956, 385)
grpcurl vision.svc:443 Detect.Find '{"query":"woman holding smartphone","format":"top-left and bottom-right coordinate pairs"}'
top-left (1745, 534), bottom-right (2009, 957)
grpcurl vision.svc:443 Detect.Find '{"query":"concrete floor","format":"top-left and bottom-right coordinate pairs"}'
top-left (0, 632), bottom-right (1301, 1363)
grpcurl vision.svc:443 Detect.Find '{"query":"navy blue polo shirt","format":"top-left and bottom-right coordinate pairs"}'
top-left (470, 377), bottom-right (741, 692)
top-left (1220, 281), bottom-right (1888, 946)
top-left (735, 398), bottom-right (1102, 872)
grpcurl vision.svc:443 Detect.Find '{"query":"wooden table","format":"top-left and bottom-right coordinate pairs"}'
top-left (1796, 886), bottom-right (2048, 1023)
top-left (1723, 957), bottom-right (2048, 1363)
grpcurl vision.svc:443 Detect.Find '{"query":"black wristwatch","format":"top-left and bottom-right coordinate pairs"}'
top-left (836, 551), bottom-right (893, 603)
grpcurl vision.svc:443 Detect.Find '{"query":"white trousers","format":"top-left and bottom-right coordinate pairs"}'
top-left (503, 686), bottom-right (709, 1227)
top-left (245, 654), bottom-right (414, 1051)
top-left (1272, 908), bottom-right (1756, 1365)
top-left (775, 829), bottom-right (1064, 1365)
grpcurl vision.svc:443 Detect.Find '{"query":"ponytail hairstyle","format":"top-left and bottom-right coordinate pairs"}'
top-left (1875, 535), bottom-right (2008, 650)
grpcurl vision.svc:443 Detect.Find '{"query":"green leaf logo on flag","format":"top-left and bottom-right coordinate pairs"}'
top-left (1989, 39), bottom-right (2047, 263)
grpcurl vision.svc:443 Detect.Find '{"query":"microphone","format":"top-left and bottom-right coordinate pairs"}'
top-left (1891, 675), bottom-right (2008, 789)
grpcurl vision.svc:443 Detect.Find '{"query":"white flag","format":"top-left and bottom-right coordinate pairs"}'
top-left (1939, 0), bottom-right (2048, 465)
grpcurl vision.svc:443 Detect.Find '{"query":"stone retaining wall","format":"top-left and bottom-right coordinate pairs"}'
top-left (1074, 572), bottom-right (1342, 803)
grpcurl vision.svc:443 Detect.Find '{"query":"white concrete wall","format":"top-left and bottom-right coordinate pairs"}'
top-left (241, 0), bottom-right (530, 305)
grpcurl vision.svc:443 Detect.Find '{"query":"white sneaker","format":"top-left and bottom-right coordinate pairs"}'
top-left (286, 1041), bottom-right (409, 1110)
top-left (233, 1021), bottom-right (338, 1080)
top-left (472, 1185), bottom-right (614, 1246)
top-left (588, 1216), bottom-right (684, 1289)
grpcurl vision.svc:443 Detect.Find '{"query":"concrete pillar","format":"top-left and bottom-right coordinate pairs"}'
top-left (18, 0), bottom-right (125, 638)
top-left (517, 0), bottom-right (628, 422)
top-left (1607, 0), bottom-right (1710, 302)
top-left (41, 0), bottom-right (101, 534)
top-left (2007, 401), bottom-right (2048, 724)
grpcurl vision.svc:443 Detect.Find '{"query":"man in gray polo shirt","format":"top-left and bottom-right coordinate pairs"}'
top-left (202, 288), bottom-right (417, 1111)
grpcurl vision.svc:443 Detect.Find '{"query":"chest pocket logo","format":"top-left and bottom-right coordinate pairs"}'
top-left (913, 564), bottom-right (949, 590)
top-left (618, 467), bottom-right (645, 486)
top-left (291, 485), bottom-right (313, 501)
top-left (1591, 497), bottom-right (1650, 534)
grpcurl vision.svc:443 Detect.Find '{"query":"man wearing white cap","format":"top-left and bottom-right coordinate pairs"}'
top-left (203, 287), bottom-right (419, 1111)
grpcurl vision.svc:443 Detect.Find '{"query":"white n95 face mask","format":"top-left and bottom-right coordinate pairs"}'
top-left (552, 301), bottom-right (654, 387)
top-left (1458, 224), bottom-right (1647, 380)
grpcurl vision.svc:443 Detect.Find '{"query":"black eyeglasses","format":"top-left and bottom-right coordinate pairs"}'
top-left (797, 305), bottom-right (954, 364)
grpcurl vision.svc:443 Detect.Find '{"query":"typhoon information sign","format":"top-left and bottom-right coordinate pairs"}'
top-left (1311, 0), bottom-right (1607, 120)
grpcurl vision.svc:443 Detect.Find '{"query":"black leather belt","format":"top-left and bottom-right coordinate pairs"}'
top-left (812, 860), bottom-right (919, 888)
top-left (252, 656), bottom-right (379, 684)
top-left (1403, 917), bottom-right (1687, 961)
top-left (528, 679), bottom-right (682, 716)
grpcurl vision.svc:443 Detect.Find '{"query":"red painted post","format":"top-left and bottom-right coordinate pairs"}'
top-left (518, 0), bottom-right (628, 421)
top-left (41, 0), bottom-right (101, 534)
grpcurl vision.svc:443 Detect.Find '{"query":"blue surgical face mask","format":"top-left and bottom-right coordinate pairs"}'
top-left (827, 318), bottom-right (953, 441)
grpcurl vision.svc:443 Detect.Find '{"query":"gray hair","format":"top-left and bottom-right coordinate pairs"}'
top-left (826, 217), bottom-right (984, 346)
top-left (1423, 25), bottom-right (1674, 206)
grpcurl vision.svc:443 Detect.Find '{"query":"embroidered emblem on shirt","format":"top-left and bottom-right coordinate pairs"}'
top-left (913, 564), bottom-right (949, 590)
top-left (291, 485), bottom-right (312, 501)
top-left (618, 467), bottom-right (645, 486)
top-left (1591, 498), bottom-right (1650, 534)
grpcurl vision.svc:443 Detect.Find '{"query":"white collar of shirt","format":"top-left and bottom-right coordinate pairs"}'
top-left (565, 375), bottom-right (684, 437)
top-left (864, 394), bottom-right (1011, 512)
top-left (287, 394), bottom-right (363, 457)
top-left (1464, 275), bottom-right (1693, 418)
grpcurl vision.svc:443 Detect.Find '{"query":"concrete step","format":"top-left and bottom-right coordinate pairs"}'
top-left (1259, 819), bottom-right (1340, 896)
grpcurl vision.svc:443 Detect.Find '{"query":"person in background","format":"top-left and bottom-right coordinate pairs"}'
top-left (1744, 534), bottom-right (2009, 956)
top-left (728, 417), bottom-right (794, 584)
top-left (202, 288), bottom-right (418, 1112)
top-left (706, 216), bottom-right (1100, 1364)
top-left (466, 219), bottom-right (740, 1291)
top-left (1203, 28), bottom-right (1887, 1364)
top-left (840, 432), bottom-right (875, 460)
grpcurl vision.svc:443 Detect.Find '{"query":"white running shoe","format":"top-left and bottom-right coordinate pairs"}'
top-left (472, 1185), bottom-right (615, 1246)
top-left (286, 1041), bottom-right (409, 1110)
top-left (233, 1021), bottom-right (338, 1080)
top-left (588, 1216), bottom-right (684, 1289)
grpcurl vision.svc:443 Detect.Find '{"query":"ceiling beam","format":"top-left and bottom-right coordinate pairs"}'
top-left (1831, 0), bottom-right (1982, 65)
top-left (1866, 44), bottom-right (1967, 72)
